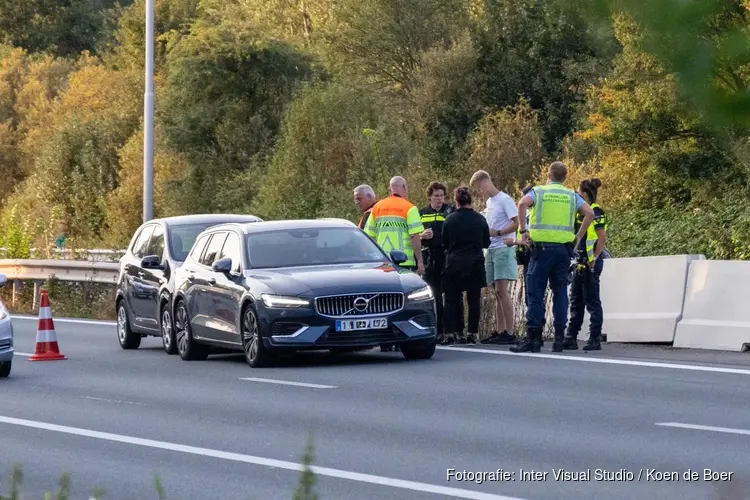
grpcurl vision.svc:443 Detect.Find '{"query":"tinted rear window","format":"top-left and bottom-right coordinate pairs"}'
top-left (169, 223), bottom-right (219, 261)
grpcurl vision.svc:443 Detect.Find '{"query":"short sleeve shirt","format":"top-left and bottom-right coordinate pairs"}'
top-left (485, 191), bottom-right (518, 248)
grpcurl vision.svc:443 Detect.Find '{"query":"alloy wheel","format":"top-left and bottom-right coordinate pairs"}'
top-left (175, 303), bottom-right (189, 355)
top-left (117, 305), bottom-right (127, 343)
top-left (243, 309), bottom-right (259, 363)
top-left (162, 308), bottom-right (173, 350)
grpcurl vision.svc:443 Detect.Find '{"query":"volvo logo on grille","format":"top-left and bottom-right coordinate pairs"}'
top-left (353, 297), bottom-right (369, 312)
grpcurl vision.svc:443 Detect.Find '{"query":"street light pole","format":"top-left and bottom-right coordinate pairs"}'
top-left (143, 0), bottom-right (155, 223)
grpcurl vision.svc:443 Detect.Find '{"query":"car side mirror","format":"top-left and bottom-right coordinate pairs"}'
top-left (390, 250), bottom-right (407, 266)
top-left (212, 257), bottom-right (233, 274)
top-left (0, 274), bottom-right (7, 288)
top-left (141, 255), bottom-right (163, 269)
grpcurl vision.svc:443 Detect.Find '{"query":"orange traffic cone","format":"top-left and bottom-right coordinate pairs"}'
top-left (29, 289), bottom-right (66, 361)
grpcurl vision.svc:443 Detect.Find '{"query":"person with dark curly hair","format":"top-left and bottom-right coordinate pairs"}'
top-left (440, 185), bottom-right (491, 344)
top-left (419, 181), bottom-right (461, 342)
top-left (563, 177), bottom-right (609, 351)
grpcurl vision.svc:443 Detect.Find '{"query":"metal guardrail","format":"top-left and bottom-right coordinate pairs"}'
top-left (0, 248), bottom-right (125, 262)
top-left (0, 258), bottom-right (119, 309)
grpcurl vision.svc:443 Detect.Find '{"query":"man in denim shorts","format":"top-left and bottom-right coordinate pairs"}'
top-left (470, 170), bottom-right (519, 344)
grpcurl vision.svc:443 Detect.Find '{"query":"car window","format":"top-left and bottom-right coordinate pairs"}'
top-left (145, 224), bottom-right (165, 258)
top-left (133, 225), bottom-right (155, 259)
top-left (169, 223), bottom-right (222, 261)
top-left (200, 232), bottom-right (228, 267)
top-left (189, 233), bottom-right (210, 263)
top-left (246, 227), bottom-right (386, 268)
top-left (218, 232), bottom-right (242, 272)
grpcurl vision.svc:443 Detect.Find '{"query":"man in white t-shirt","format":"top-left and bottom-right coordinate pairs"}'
top-left (470, 170), bottom-right (519, 344)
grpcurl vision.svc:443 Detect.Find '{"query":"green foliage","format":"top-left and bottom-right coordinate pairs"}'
top-left (158, 13), bottom-right (318, 212)
top-left (0, 205), bottom-right (33, 258)
top-left (253, 81), bottom-right (415, 222)
top-left (294, 433), bottom-right (319, 500)
top-left (4, 0), bottom-right (750, 261)
top-left (576, 0), bottom-right (750, 130)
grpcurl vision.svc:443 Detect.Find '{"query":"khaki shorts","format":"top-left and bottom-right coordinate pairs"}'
top-left (485, 246), bottom-right (518, 282)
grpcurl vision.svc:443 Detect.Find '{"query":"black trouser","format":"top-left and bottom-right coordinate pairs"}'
top-left (444, 287), bottom-right (481, 335)
top-left (567, 256), bottom-right (604, 339)
top-left (423, 268), bottom-right (463, 335)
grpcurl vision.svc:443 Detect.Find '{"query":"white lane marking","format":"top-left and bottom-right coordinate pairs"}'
top-left (438, 346), bottom-right (750, 376)
top-left (656, 422), bottom-right (750, 436)
top-left (13, 315), bottom-right (115, 326)
top-left (14, 352), bottom-right (33, 357)
top-left (240, 377), bottom-right (337, 389)
top-left (12, 314), bottom-right (750, 376)
top-left (84, 396), bottom-right (147, 406)
top-left (0, 415), bottom-right (524, 500)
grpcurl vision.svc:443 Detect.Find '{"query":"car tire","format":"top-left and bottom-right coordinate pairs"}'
top-left (0, 361), bottom-right (10, 378)
top-left (117, 300), bottom-right (141, 350)
top-left (161, 302), bottom-right (177, 355)
top-left (401, 340), bottom-right (436, 360)
top-left (241, 305), bottom-right (273, 368)
top-left (174, 300), bottom-right (209, 361)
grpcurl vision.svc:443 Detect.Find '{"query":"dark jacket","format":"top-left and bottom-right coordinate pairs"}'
top-left (420, 203), bottom-right (456, 273)
top-left (441, 207), bottom-right (491, 291)
top-left (358, 206), bottom-right (374, 229)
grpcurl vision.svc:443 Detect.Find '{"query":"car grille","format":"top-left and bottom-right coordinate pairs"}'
top-left (315, 293), bottom-right (403, 317)
top-left (271, 322), bottom-right (305, 336)
top-left (0, 339), bottom-right (11, 350)
top-left (315, 328), bottom-right (408, 347)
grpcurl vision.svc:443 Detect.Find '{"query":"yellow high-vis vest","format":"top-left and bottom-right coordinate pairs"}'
top-left (528, 184), bottom-right (577, 244)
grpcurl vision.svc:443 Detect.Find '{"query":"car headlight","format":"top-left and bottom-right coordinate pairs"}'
top-left (261, 294), bottom-right (309, 308)
top-left (408, 286), bottom-right (433, 301)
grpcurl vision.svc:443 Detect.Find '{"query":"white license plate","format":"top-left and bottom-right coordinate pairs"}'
top-left (335, 318), bottom-right (388, 332)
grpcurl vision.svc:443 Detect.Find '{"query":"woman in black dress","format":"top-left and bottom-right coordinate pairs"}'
top-left (440, 185), bottom-right (491, 344)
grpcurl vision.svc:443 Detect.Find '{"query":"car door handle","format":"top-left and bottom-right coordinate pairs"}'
top-left (137, 271), bottom-right (145, 277)
top-left (187, 274), bottom-right (195, 281)
top-left (124, 264), bottom-right (131, 271)
top-left (207, 278), bottom-right (216, 285)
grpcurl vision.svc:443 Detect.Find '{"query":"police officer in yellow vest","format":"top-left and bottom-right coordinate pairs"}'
top-left (512, 162), bottom-right (594, 353)
top-left (563, 178), bottom-right (608, 351)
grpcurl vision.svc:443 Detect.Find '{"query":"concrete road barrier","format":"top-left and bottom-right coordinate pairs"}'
top-left (602, 255), bottom-right (704, 343)
top-left (673, 260), bottom-right (750, 352)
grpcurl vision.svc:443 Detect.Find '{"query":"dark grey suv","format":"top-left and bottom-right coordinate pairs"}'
top-left (115, 214), bottom-right (262, 354)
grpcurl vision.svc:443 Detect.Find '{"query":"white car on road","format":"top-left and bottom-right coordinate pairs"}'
top-left (0, 273), bottom-right (13, 378)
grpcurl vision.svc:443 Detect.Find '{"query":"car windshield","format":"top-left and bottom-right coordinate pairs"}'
top-left (169, 223), bottom-right (223, 261)
top-left (246, 227), bottom-right (388, 268)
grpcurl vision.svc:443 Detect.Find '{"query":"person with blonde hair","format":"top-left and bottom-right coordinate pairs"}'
top-left (469, 170), bottom-right (519, 345)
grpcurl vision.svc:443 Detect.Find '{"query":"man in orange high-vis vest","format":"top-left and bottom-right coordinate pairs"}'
top-left (364, 176), bottom-right (425, 275)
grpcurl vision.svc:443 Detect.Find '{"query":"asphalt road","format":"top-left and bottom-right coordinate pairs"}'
top-left (1, 316), bottom-right (749, 500)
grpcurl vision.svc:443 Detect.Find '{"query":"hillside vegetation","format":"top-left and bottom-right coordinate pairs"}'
top-left (1, 0), bottom-right (750, 261)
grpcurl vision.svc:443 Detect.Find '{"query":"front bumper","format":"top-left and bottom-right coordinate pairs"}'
top-left (258, 299), bottom-right (437, 350)
top-left (0, 317), bottom-right (14, 363)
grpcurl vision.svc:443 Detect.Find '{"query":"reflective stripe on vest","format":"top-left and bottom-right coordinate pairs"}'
top-left (420, 213), bottom-right (446, 224)
top-left (528, 184), bottom-right (576, 243)
top-left (365, 196), bottom-right (423, 266)
top-left (581, 202), bottom-right (607, 262)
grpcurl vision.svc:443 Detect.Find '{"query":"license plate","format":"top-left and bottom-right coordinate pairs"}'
top-left (335, 318), bottom-right (388, 332)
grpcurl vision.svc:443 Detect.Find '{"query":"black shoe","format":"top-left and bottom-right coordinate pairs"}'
top-left (466, 334), bottom-right (477, 344)
top-left (480, 331), bottom-right (499, 344)
top-left (583, 337), bottom-right (601, 351)
top-left (552, 331), bottom-right (565, 352)
top-left (488, 331), bottom-right (517, 345)
top-left (562, 336), bottom-right (578, 350)
top-left (509, 340), bottom-right (533, 353)
top-left (441, 334), bottom-right (455, 345)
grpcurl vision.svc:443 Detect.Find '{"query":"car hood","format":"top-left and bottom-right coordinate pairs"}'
top-left (244, 262), bottom-right (426, 296)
